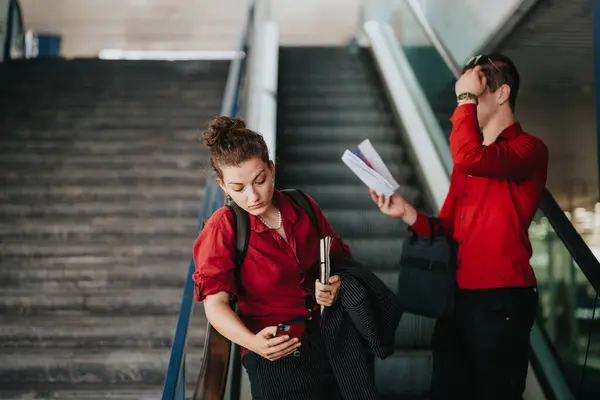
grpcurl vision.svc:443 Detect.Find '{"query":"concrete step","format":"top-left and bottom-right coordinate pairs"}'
top-left (0, 153), bottom-right (208, 168)
top-left (1, 168), bottom-right (205, 186)
top-left (0, 348), bottom-right (203, 386)
top-left (0, 139), bottom-right (208, 156)
top-left (0, 315), bottom-right (206, 349)
top-left (0, 238), bottom-right (192, 258)
top-left (0, 217), bottom-right (199, 240)
top-left (0, 260), bottom-right (191, 289)
top-left (0, 288), bottom-right (187, 316)
top-left (0, 185), bottom-right (206, 204)
top-left (7, 128), bottom-right (200, 141)
top-left (0, 386), bottom-right (166, 400)
top-left (0, 200), bottom-right (202, 218)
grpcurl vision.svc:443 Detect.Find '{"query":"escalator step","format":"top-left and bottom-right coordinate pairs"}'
top-left (280, 184), bottom-right (421, 209)
top-left (375, 350), bottom-right (432, 396)
top-left (277, 143), bottom-right (405, 163)
top-left (278, 126), bottom-right (400, 143)
top-left (280, 110), bottom-right (394, 126)
top-left (321, 210), bottom-right (411, 238)
top-left (277, 47), bottom-right (433, 397)
top-left (277, 162), bottom-right (412, 185)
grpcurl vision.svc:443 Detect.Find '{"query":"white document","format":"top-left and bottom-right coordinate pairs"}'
top-left (341, 139), bottom-right (399, 196)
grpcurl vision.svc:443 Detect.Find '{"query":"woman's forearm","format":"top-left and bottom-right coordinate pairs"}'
top-left (204, 299), bottom-right (257, 350)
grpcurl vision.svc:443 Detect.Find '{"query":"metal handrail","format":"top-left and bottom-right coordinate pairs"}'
top-left (404, 0), bottom-right (461, 78)
top-left (161, 2), bottom-right (256, 398)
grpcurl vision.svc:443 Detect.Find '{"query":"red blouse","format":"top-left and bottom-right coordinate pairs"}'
top-left (192, 190), bottom-right (351, 336)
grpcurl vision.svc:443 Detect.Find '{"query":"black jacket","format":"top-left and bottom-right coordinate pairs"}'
top-left (320, 257), bottom-right (403, 400)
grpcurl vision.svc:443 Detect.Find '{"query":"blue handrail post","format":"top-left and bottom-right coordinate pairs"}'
top-left (176, 359), bottom-right (185, 400)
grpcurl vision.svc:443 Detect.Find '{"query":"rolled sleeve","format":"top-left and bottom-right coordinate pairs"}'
top-left (192, 208), bottom-right (238, 302)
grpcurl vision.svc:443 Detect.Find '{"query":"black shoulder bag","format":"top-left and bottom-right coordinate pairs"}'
top-left (396, 218), bottom-right (458, 319)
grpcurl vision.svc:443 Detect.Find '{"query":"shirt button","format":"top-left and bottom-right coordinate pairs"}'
top-left (276, 235), bottom-right (282, 240)
top-left (460, 215), bottom-right (465, 220)
top-left (463, 193), bottom-right (467, 197)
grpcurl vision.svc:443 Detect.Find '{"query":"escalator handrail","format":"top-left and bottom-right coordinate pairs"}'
top-left (403, 0), bottom-right (461, 77)
top-left (161, 2), bottom-right (256, 399)
top-left (402, 0), bottom-right (600, 295)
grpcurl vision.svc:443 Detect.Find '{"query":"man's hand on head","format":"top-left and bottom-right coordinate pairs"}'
top-left (455, 65), bottom-right (487, 99)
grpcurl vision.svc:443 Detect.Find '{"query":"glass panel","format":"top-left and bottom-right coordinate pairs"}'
top-left (530, 214), bottom-right (600, 398)
top-left (387, 0), bottom-right (456, 135)
top-left (9, 4), bottom-right (24, 59)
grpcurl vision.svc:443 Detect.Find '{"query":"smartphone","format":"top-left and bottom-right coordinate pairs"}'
top-left (274, 318), bottom-right (306, 342)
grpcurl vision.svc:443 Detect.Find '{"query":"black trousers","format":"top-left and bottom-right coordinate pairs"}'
top-left (242, 319), bottom-right (343, 400)
top-left (431, 286), bottom-right (538, 400)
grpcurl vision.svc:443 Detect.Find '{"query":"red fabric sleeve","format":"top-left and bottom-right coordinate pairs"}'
top-left (449, 104), bottom-right (548, 179)
top-left (192, 207), bottom-right (238, 302)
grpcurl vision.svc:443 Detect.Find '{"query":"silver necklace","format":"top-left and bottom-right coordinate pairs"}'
top-left (257, 209), bottom-right (282, 230)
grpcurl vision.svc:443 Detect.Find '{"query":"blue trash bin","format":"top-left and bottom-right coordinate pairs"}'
top-left (36, 33), bottom-right (61, 58)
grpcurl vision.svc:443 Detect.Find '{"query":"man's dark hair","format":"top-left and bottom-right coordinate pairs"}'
top-left (462, 53), bottom-right (520, 111)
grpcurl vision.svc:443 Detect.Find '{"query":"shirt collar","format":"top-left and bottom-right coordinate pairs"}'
top-left (497, 122), bottom-right (523, 141)
top-left (250, 190), bottom-right (298, 233)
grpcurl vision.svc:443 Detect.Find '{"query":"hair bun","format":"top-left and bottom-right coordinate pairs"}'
top-left (202, 116), bottom-right (246, 148)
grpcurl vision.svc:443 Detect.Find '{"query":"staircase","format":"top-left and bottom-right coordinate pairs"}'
top-left (0, 59), bottom-right (228, 398)
top-left (275, 47), bottom-right (435, 398)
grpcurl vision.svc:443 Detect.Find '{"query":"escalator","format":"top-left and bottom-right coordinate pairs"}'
top-left (276, 46), bottom-right (434, 399)
top-left (164, 2), bottom-right (600, 399)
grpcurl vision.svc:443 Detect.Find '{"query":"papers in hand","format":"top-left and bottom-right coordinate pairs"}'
top-left (319, 236), bottom-right (333, 315)
top-left (341, 139), bottom-right (400, 196)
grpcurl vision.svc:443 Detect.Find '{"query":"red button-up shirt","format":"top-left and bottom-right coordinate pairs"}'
top-left (411, 104), bottom-right (548, 289)
top-left (193, 190), bottom-right (351, 336)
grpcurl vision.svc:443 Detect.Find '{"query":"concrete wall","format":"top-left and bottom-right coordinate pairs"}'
top-left (19, 0), bottom-right (362, 58)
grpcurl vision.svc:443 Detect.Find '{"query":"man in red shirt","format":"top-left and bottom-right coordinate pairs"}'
top-left (371, 54), bottom-right (548, 399)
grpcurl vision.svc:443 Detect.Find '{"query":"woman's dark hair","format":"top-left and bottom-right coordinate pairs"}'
top-left (201, 116), bottom-right (269, 179)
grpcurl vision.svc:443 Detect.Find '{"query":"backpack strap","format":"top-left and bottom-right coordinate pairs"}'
top-left (280, 188), bottom-right (320, 235)
top-left (226, 203), bottom-right (250, 289)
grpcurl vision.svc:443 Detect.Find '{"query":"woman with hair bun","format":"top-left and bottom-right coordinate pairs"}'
top-left (192, 116), bottom-right (393, 400)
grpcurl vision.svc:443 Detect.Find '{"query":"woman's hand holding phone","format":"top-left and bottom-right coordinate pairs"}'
top-left (250, 326), bottom-right (301, 361)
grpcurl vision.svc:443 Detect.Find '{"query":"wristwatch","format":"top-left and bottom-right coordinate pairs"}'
top-left (457, 92), bottom-right (478, 105)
